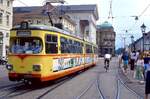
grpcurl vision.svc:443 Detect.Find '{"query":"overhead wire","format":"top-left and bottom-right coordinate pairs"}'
top-left (103, 0), bottom-right (150, 47)
top-left (139, 3), bottom-right (150, 17)
top-left (17, 0), bottom-right (29, 6)
top-left (117, 2), bottom-right (150, 36)
top-left (126, 2), bottom-right (150, 34)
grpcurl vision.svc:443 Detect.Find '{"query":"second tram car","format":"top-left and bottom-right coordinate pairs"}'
top-left (6, 22), bottom-right (98, 83)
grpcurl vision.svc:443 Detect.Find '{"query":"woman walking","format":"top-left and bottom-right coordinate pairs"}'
top-left (134, 55), bottom-right (144, 83)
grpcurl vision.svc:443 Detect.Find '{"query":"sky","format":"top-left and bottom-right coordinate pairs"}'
top-left (13, 0), bottom-right (150, 49)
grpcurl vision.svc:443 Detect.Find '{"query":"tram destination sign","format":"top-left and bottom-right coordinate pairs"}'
top-left (17, 31), bottom-right (31, 37)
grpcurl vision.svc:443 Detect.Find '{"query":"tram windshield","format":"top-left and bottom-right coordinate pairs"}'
top-left (10, 37), bottom-right (42, 54)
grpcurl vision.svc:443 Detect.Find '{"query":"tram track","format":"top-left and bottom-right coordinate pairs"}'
top-left (75, 70), bottom-right (106, 99)
top-left (115, 68), bottom-right (140, 99)
top-left (0, 83), bottom-right (23, 90)
top-left (74, 60), bottom-right (143, 99)
top-left (0, 83), bottom-right (29, 99)
top-left (96, 72), bottom-right (105, 99)
top-left (75, 80), bottom-right (95, 99)
top-left (0, 76), bottom-right (74, 99)
top-left (0, 68), bottom-right (95, 99)
top-left (36, 75), bottom-right (75, 99)
top-left (115, 79), bottom-right (120, 99)
top-left (116, 64), bottom-right (144, 99)
top-left (116, 67), bottom-right (144, 99)
top-left (93, 59), bottom-right (144, 99)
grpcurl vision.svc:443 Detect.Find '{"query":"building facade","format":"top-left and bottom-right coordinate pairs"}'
top-left (59, 5), bottom-right (99, 44)
top-left (130, 31), bottom-right (150, 53)
top-left (13, 4), bottom-right (99, 44)
top-left (0, 0), bottom-right (13, 58)
top-left (13, 6), bottom-right (76, 35)
top-left (96, 21), bottom-right (116, 57)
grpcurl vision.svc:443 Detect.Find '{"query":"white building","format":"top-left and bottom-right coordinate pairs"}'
top-left (0, 0), bottom-right (13, 58)
top-left (59, 5), bottom-right (99, 44)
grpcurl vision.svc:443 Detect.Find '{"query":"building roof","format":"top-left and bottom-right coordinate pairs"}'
top-left (97, 21), bottom-right (113, 29)
top-left (58, 4), bottom-right (99, 20)
top-left (13, 6), bottom-right (43, 13)
top-left (13, 4), bottom-right (99, 20)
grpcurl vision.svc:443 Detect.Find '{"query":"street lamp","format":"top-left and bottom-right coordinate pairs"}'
top-left (140, 23), bottom-right (146, 52)
top-left (130, 35), bottom-right (134, 51)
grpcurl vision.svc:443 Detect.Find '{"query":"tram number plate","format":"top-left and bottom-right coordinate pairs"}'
top-left (24, 75), bottom-right (32, 78)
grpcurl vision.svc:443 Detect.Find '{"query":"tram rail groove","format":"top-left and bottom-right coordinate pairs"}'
top-left (0, 83), bottom-right (28, 99)
top-left (36, 76), bottom-right (75, 99)
top-left (116, 80), bottom-right (120, 99)
top-left (96, 74), bottom-right (105, 99)
top-left (75, 80), bottom-right (95, 99)
top-left (75, 70), bottom-right (105, 99)
top-left (0, 83), bottom-right (23, 90)
top-left (0, 76), bottom-right (73, 99)
top-left (0, 83), bottom-right (24, 93)
top-left (118, 67), bottom-right (144, 99)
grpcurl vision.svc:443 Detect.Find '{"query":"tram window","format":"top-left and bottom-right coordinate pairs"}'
top-left (60, 37), bottom-right (69, 53)
top-left (45, 34), bottom-right (58, 54)
top-left (46, 43), bottom-right (58, 53)
top-left (10, 37), bottom-right (42, 54)
top-left (86, 44), bottom-right (92, 53)
top-left (94, 47), bottom-right (98, 54)
top-left (46, 35), bottom-right (57, 43)
top-left (69, 39), bottom-right (73, 44)
top-left (60, 37), bottom-right (83, 53)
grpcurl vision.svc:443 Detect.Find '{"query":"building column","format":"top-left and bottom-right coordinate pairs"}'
top-left (89, 21), bottom-right (96, 44)
top-left (76, 20), bottom-right (81, 37)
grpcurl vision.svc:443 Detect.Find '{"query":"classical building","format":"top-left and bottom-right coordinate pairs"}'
top-left (96, 21), bottom-right (116, 57)
top-left (59, 4), bottom-right (99, 44)
top-left (0, 0), bottom-right (13, 58)
top-left (13, 4), bottom-right (99, 44)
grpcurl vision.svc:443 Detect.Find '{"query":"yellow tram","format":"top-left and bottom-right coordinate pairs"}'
top-left (6, 22), bottom-right (98, 83)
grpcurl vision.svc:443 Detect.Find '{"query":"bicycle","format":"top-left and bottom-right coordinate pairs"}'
top-left (104, 59), bottom-right (110, 72)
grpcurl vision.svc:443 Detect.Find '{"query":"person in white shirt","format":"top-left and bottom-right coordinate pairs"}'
top-left (104, 54), bottom-right (111, 69)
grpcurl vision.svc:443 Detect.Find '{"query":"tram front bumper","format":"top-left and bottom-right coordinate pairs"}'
top-left (8, 73), bottom-right (41, 82)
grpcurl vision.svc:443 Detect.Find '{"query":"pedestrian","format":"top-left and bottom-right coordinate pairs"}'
top-left (134, 54), bottom-right (144, 83)
top-left (130, 51), bottom-right (136, 71)
top-left (144, 54), bottom-right (150, 99)
top-left (121, 51), bottom-right (129, 74)
top-left (104, 53), bottom-right (111, 70)
top-left (118, 54), bottom-right (122, 67)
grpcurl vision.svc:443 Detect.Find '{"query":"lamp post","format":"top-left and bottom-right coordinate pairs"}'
top-left (130, 35), bottom-right (134, 51)
top-left (140, 23), bottom-right (146, 52)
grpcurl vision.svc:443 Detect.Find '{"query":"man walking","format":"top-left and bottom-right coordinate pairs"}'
top-left (122, 51), bottom-right (129, 74)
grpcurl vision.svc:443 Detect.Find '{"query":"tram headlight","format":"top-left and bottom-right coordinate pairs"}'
top-left (6, 64), bottom-right (13, 71)
top-left (33, 65), bottom-right (41, 71)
